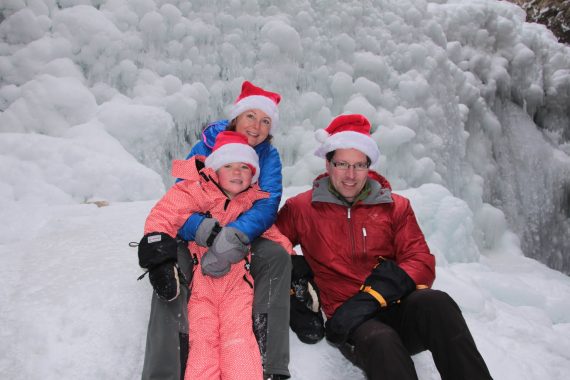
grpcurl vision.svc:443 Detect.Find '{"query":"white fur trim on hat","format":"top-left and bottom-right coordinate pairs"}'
top-left (314, 129), bottom-right (330, 143)
top-left (314, 130), bottom-right (380, 164)
top-left (205, 143), bottom-right (260, 183)
top-left (227, 95), bottom-right (280, 130)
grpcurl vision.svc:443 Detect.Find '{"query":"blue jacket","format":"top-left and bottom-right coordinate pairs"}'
top-left (177, 120), bottom-right (283, 242)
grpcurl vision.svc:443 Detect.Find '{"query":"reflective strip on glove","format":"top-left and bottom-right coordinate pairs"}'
top-left (360, 285), bottom-right (387, 308)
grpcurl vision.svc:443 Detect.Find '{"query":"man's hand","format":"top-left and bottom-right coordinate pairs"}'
top-left (201, 227), bottom-right (249, 277)
top-left (325, 259), bottom-right (416, 346)
top-left (138, 232), bottom-right (180, 301)
top-left (325, 291), bottom-right (380, 346)
top-left (359, 258), bottom-right (416, 308)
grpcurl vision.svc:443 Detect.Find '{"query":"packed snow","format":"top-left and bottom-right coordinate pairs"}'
top-left (1, 0), bottom-right (570, 379)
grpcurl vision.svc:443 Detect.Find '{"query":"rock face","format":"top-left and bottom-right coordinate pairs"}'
top-left (507, 0), bottom-right (570, 44)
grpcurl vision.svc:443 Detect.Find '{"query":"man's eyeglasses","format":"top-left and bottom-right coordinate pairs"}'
top-left (331, 160), bottom-right (370, 171)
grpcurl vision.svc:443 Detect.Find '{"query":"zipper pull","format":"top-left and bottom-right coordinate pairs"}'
top-left (347, 208), bottom-right (351, 219)
top-left (362, 227), bottom-right (367, 237)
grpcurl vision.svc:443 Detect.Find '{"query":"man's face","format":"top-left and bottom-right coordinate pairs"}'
top-left (326, 148), bottom-right (369, 202)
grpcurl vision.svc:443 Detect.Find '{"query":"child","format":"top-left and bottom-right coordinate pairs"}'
top-left (138, 131), bottom-right (292, 380)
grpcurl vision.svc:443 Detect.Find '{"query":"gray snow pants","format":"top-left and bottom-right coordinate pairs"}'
top-left (141, 237), bottom-right (291, 380)
top-left (141, 239), bottom-right (192, 380)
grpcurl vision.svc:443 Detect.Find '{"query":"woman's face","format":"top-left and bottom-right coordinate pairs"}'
top-left (216, 162), bottom-right (253, 198)
top-left (234, 109), bottom-right (271, 146)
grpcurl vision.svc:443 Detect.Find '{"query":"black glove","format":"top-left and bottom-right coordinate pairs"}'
top-left (325, 259), bottom-right (415, 346)
top-left (138, 232), bottom-right (180, 301)
top-left (290, 256), bottom-right (325, 344)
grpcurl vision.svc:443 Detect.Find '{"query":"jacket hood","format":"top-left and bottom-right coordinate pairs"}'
top-left (201, 120), bottom-right (229, 149)
top-left (171, 155), bottom-right (268, 202)
top-left (172, 155), bottom-right (207, 180)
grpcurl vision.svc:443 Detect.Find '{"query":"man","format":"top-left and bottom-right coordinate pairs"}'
top-left (276, 114), bottom-right (493, 380)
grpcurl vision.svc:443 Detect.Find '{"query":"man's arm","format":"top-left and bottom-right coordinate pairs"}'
top-left (392, 197), bottom-right (436, 288)
top-left (275, 200), bottom-right (300, 247)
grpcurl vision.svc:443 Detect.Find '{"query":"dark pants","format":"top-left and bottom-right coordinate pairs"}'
top-left (141, 240), bottom-right (192, 380)
top-left (339, 289), bottom-right (493, 380)
top-left (141, 238), bottom-right (291, 380)
top-left (250, 238), bottom-right (292, 378)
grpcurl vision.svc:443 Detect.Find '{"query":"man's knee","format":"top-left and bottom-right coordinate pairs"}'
top-left (347, 319), bottom-right (414, 377)
top-left (351, 319), bottom-right (402, 350)
top-left (406, 289), bottom-right (459, 314)
top-left (403, 289), bottom-right (468, 344)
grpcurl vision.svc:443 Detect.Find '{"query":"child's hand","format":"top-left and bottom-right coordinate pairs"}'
top-left (194, 217), bottom-right (221, 247)
top-left (200, 227), bottom-right (249, 277)
top-left (137, 232), bottom-right (180, 301)
top-left (200, 251), bottom-right (230, 277)
top-left (208, 226), bottom-right (249, 264)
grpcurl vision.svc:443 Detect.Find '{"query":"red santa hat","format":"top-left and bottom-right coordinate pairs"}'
top-left (205, 131), bottom-right (260, 183)
top-left (314, 114), bottom-right (380, 164)
top-left (227, 81), bottom-right (281, 130)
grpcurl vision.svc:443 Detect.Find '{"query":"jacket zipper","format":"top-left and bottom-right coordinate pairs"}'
top-left (347, 207), bottom-right (356, 261)
top-left (362, 227), bottom-right (367, 255)
top-left (207, 174), bottom-right (232, 210)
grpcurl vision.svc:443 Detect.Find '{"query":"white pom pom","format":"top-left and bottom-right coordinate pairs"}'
top-left (314, 129), bottom-right (330, 143)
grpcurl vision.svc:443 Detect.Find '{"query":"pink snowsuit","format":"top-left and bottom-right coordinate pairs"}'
top-left (144, 156), bottom-right (293, 380)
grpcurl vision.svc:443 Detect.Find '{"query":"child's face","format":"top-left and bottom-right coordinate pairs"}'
top-left (216, 162), bottom-right (253, 198)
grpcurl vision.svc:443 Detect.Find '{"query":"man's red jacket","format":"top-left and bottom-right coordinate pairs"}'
top-left (276, 171), bottom-right (436, 318)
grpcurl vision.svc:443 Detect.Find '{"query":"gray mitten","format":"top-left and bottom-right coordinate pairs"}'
top-left (194, 217), bottom-right (221, 247)
top-left (200, 251), bottom-right (231, 278)
top-left (201, 227), bottom-right (250, 277)
top-left (213, 227), bottom-right (249, 264)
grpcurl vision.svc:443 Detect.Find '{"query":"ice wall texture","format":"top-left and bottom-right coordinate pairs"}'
top-left (1, 0), bottom-right (569, 271)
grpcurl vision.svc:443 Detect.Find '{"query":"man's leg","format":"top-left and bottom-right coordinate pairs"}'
top-left (340, 318), bottom-right (418, 380)
top-left (394, 289), bottom-right (493, 380)
top-left (250, 238), bottom-right (292, 379)
top-left (141, 240), bottom-right (192, 380)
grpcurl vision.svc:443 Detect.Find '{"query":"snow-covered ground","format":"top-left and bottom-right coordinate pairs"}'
top-left (1, 196), bottom-right (570, 379)
top-left (1, 0), bottom-right (570, 379)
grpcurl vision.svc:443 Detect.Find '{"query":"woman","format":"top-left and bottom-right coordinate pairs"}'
top-left (141, 81), bottom-right (291, 380)
top-left (141, 131), bottom-right (293, 379)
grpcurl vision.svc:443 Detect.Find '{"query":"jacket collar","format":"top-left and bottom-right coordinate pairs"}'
top-left (311, 171), bottom-right (393, 206)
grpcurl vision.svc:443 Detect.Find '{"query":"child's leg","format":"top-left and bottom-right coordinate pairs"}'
top-left (219, 269), bottom-right (263, 380)
top-left (185, 273), bottom-right (221, 380)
